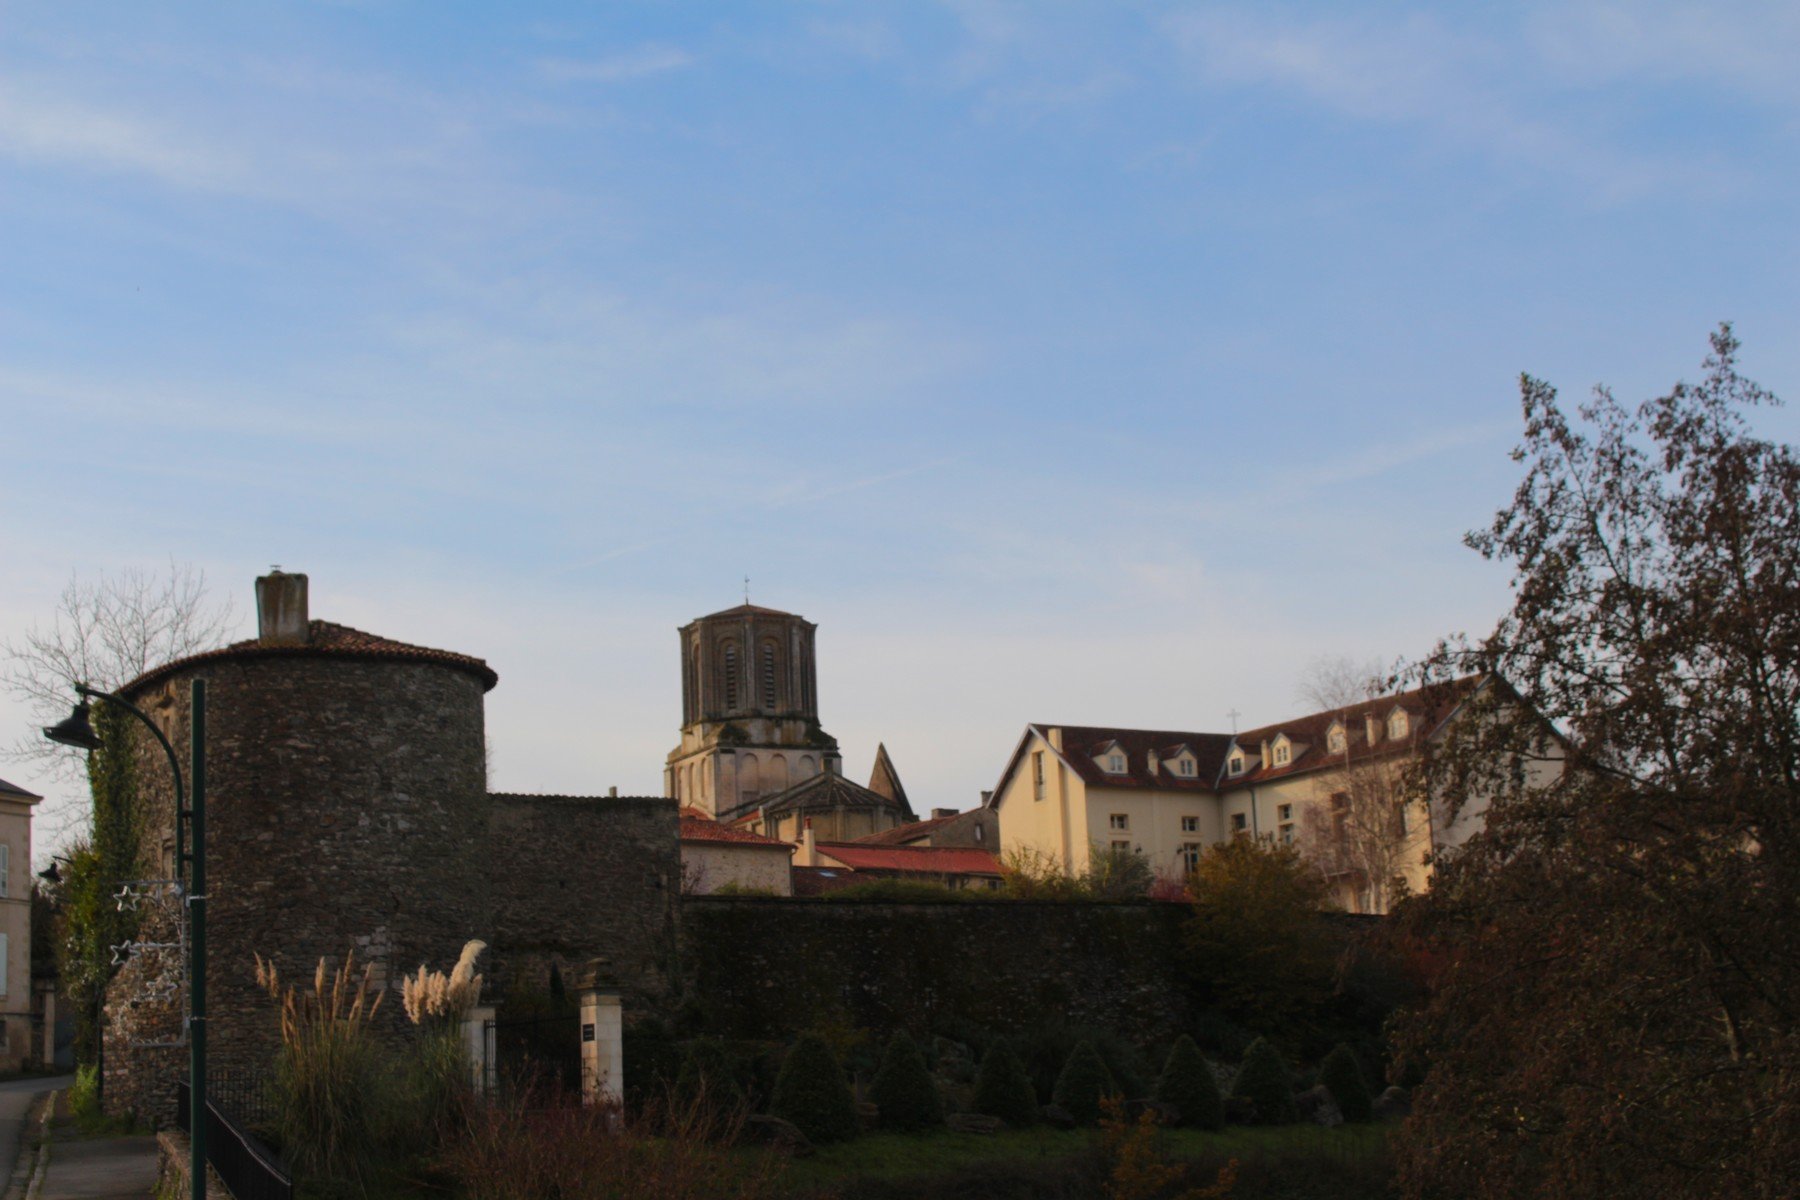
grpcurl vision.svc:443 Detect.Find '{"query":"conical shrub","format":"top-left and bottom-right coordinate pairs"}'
top-left (1051, 1039), bottom-right (1116, 1126)
top-left (971, 1038), bottom-right (1039, 1127)
top-left (769, 1034), bottom-right (859, 1144)
top-left (1154, 1035), bottom-right (1223, 1130)
top-left (1319, 1044), bottom-right (1373, 1123)
top-left (1230, 1037), bottom-right (1299, 1125)
top-left (870, 1030), bottom-right (943, 1131)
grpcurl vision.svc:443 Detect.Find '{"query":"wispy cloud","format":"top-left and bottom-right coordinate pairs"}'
top-left (0, 79), bottom-right (247, 188)
top-left (538, 45), bottom-right (696, 85)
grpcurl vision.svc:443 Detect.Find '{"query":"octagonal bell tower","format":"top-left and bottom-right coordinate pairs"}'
top-left (664, 603), bottom-right (840, 821)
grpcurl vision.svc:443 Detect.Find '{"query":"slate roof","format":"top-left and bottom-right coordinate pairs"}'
top-left (867, 743), bottom-right (910, 812)
top-left (694, 603), bottom-right (806, 622)
top-left (679, 807), bottom-right (793, 850)
top-left (815, 842), bottom-right (1003, 876)
top-left (0, 776), bottom-right (41, 801)
top-left (1226, 677), bottom-right (1481, 785)
top-left (123, 619), bottom-right (499, 695)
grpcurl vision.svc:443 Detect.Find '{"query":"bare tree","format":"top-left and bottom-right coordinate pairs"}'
top-left (2, 561), bottom-right (238, 786)
top-left (1295, 653), bottom-right (1384, 713)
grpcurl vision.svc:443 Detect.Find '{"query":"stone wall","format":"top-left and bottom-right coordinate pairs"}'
top-left (678, 897), bottom-right (1193, 1045)
top-left (486, 794), bottom-right (679, 1009)
top-left (110, 656), bottom-right (490, 1121)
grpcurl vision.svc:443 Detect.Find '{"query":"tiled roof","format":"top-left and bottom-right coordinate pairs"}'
top-left (1045, 727), bottom-right (1235, 791)
top-left (123, 620), bottom-right (499, 695)
top-left (680, 809), bottom-right (792, 849)
top-left (856, 814), bottom-right (959, 845)
top-left (792, 866), bottom-right (857, 896)
top-left (867, 743), bottom-right (910, 812)
top-left (1226, 677), bottom-right (1480, 785)
top-left (816, 842), bottom-right (1003, 876)
top-left (491, 793), bottom-right (670, 805)
top-left (0, 776), bottom-right (41, 801)
top-left (751, 770), bottom-right (913, 820)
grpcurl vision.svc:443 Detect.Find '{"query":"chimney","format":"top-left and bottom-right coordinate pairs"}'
top-left (979, 790), bottom-right (994, 806)
top-left (931, 808), bottom-right (957, 820)
top-left (608, 786), bottom-right (618, 798)
top-left (800, 818), bottom-right (817, 867)
top-left (256, 569), bottom-right (309, 645)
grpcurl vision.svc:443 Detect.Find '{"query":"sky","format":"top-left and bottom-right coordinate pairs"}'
top-left (3, 1), bottom-right (1798, 858)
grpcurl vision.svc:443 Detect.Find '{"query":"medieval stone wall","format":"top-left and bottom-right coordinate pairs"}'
top-left (678, 897), bottom-right (1193, 1045)
top-left (485, 794), bottom-right (680, 1010)
top-left (110, 656), bottom-right (490, 1120)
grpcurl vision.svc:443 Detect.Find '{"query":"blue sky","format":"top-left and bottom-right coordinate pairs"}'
top-left (4, 1), bottom-right (1797, 851)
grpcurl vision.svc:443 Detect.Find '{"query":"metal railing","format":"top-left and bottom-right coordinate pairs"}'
top-left (175, 1079), bottom-right (293, 1200)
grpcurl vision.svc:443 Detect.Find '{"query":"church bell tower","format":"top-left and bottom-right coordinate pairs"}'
top-left (664, 603), bottom-right (841, 821)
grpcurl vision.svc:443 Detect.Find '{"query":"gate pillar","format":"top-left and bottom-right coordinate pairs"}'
top-left (577, 959), bottom-right (623, 1110)
top-left (464, 1003), bottom-right (496, 1095)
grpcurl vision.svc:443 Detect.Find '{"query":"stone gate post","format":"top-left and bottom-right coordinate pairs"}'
top-left (576, 959), bottom-right (623, 1110)
top-left (464, 1003), bottom-right (496, 1095)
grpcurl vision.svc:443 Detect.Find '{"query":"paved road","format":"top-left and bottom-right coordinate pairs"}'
top-left (0, 1074), bottom-right (70, 1190)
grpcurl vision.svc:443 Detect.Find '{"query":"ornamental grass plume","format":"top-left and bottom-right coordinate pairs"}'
top-left (401, 939), bottom-right (487, 1025)
top-left (252, 950), bottom-right (386, 1188)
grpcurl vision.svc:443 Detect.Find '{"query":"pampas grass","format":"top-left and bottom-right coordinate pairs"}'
top-left (254, 950), bottom-right (387, 1192)
top-left (400, 939), bottom-right (486, 1026)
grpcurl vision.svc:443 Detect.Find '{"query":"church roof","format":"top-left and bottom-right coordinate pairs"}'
top-left (856, 813), bottom-right (959, 845)
top-left (695, 602), bottom-right (805, 622)
top-left (679, 807), bottom-right (793, 850)
top-left (866, 743), bottom-right (910, 812)
top-left (753, 769), bottom-right (913, 820)
top-left (123, 619), bottom-right (499, 695)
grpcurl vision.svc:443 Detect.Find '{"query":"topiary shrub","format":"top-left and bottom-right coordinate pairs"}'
top-left (676, 1038), bottom-right (745, 1123)
top-left (1051, 1040), bottom-right (1117, 1127)
top-left (769, 1034), bottom-right (859, 1144)
top-left (1231, 1038), bottom-right (1299, 1125)
top-left (870, 1030), bottom-right (944, 1131)
top-left (971, 1038), bottom-right (1039, 1128)
top-left (1319, 1043), bottom-right (1373, 1123)
top-left (1154, 1035), bottom-right (1224, 1130)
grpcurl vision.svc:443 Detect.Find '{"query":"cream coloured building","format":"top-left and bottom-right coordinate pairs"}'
top-left (0, 777), bottom-right (41, 1070)
top-left (986, 678), bottom-right (1553, 912)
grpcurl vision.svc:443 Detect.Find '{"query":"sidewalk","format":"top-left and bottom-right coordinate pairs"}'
top-left (19, 1091), bottom-right (159, 1200)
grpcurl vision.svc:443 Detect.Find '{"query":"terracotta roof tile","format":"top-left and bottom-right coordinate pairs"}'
top-left (855, 814), bottom-right (959, 845)
top-left (680, 810), bottom-right (792, 849)
top-left (123, 619), bottom-right (499, 695)
top-left (815, 843), bottom-right (1003, 876)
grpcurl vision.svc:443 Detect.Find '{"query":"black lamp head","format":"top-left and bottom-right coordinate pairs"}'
top-left (44, 699), bottom-right (100, 751)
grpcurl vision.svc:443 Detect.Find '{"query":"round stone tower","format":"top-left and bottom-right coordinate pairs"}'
top-left (111, 570), bottom-right (496, 1113)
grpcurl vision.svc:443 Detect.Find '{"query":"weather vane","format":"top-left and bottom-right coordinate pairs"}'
top-left (744, 575), bottom-right (751, 605)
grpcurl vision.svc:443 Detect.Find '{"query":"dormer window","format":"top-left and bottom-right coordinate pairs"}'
top-left (1328, 723), bottom-right (1347, 754)
top-left (1388, 709), bottom-right (1410, 740)
top-left (1107, 753), bottom-right (1125, 773)
top-left (1366, 715), bottom-right (1382, 746)
top-left (1272, 741), bottom-right (1291, 767)
top-left (1176, 757), bottom-right (1195, 777)
top-left (1228, 752), bottom-right (1245, 776)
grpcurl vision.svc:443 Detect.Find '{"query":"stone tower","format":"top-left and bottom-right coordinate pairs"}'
top-left (664, 603), bottom-right (841, 821)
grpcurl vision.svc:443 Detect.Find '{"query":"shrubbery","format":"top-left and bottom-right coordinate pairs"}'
top-left (1230, 1037), bottom-right (1299, 1125)
top-left (870, 1030), bottom-right (944, 1131)
top-left (769, 1033), bottom-right (859, 1144)
top-left (1051, 1040), bottom-right (1117, 1126)
top-left (971, 1037), bottom-right (1039, 1127)
top-left (1154, 1035), bottom-right (1223, 1130)
top-left (1320, 1043), bottom-right (1373, 1123)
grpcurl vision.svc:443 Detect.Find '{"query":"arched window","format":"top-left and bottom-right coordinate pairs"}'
top-left (1388, 709), bottom-right (1410, 740)
top-left (688, 644), bottom-right (700, 718)
top-left (762, 641), bottom-right (778, 709)
top-left (723, 642), bottom-right (739, 709)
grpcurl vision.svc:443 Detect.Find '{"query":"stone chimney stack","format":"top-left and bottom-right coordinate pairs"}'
top-left (256, 569), bottom-right (309, 645)
top-left (800, 819), bottom-right (818, 866)
top-left (932, 808), bottom-right (957, 820)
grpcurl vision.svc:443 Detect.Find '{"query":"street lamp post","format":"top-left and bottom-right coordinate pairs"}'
top-left (46, 678), bottom-right (207, 1200)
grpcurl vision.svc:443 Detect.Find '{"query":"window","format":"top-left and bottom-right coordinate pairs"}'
top-left (0, 932), bottom-right (9, 995)
top-left (1033, 751), bottom-right (1046, 801)
top-left (1389, 710), bottom-right (1410, 740)
top-left (761, 642), bottom-right (778, 709)
top-left (723, 643), bottom-right (739, 708)
top-left (1230, 813), bottom-right (1248, 833)
top-left (975, 823), bottom-right (986, 843)
top-left (1180, 815), bottom-right (1198, 833)
top-left (1278, 804), bottom-right (1292, 821)
top-left (1228, 753), bottom-right (1245, 775)
top-left (1279, 824), bottom-right (1295, 845)
top-left (0, 843), bottom-right (8, 898)
top-left (1273, 741), bottom-right (1291, 766)
top-left (1109, 813), bottom-right (1129, 831)
top-left (1178, 758), bottom-right (1195, 776)
top-left (1111, 840), bottom-right (1131, 852)
top-left (1180, 843), bottom-right (1201, 872)
top-left (1106, 753), bottom-right (1126, 773)
top-left (1395, 801), bottom-right (1410, 835)
top-left (1328, 724), bottom-right (1346, 753)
